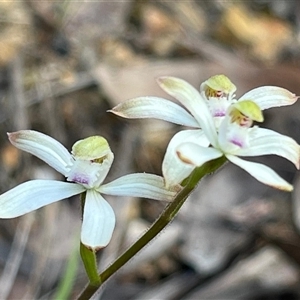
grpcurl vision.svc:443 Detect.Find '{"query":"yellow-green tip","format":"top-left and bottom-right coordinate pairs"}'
top-left (206, 74), bottom-right (236, 94)
top-left (233, 100), bottom-right (264, 122)
top-left (72, 136), bottom-right (111, 160)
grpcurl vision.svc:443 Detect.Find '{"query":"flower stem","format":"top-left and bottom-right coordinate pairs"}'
top-left (80, 243), bottom-right (101, 286)
top-left (77, 156), bottom-right (226, 299)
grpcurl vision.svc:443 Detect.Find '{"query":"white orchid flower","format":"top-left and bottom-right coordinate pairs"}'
top-left (110, 75), bottom-right (299, 191)
top-left (0, 130), bottom-right (179, 250)
top-left (110, 77), bottom-right (212, 187)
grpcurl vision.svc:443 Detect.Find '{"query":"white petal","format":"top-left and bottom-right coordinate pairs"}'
top-left (239, 86), bottom-right (298, 110)
top-left (226, 154), bottom-right (293, 191)
top-left (109, 97), bottom-right (199, 128)
top-left (158, 77), bottom-right (218, 146)
top-left (8, 130), bottom-right (74, 176)
top-left (81, 190), bottom-right (115, 250)
top-left (99, 173), bottom-right (179, 202)
top-left (176, 143), bottom-right (223, 167)
top-left (218, 116), bottom-right (249, 153)
top-left (163, 129), bottom-right (210, 187)
top-left (0, 180), bottom-right (84, 218)
top-left (234, 127), bottom-right (300, 168)
top-left (66, 157), bottom-right (112, 189)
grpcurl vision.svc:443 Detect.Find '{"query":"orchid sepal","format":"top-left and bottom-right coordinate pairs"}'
top-left (99, 173), bottom-right (180, 202)
top-left (226, 154), bottom-right (293, 191)
top-left (0, 180), bottom-right (84, 218)
top-left (239, 86), bottom-right (298, 110)
top-left (162, 129), bottom-right (210, 187)
top-left (157, 76), bottom-right (218, 147)
top-left (81, 190), bottom-right (116, 250)
top-left (109, 96), bottom-right (199, 128)
top-left (8, 130), bottom-right (74, 176)
top-left (233, 127), bottom-right (300, 169)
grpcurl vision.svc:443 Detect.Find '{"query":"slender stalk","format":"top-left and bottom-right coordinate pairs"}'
top-left (77, 156), bottom-right (226, 299)
top-left (80, 243), bottom-right (101, 286)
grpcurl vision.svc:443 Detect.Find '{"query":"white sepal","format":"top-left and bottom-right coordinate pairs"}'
top-left (176, 143), bottom-right (223, 167)
top-left (0, 180), bottom-right (84, 218)
top-left (226, 154), bottom-right (293, 191)
top-left (110, 96), bottom-right (199, 128)
top-left (158, 77), bottom-right (218, 147)
top-left (8, 130), bottom-right (74, 176)
top-left (81, 190), bottom-right (115, 250)
top-left (162, 129), bottom-right (210, 187)
top-left (239, 86), bottom-right (298, 110)
top-left (235, 127), bottom-right (300, 168)
top-left (99, 173), bottom-right (179, 202)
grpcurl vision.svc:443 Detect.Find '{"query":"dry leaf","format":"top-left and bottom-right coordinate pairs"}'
top-left (220, 4), bottom-right (293, 62)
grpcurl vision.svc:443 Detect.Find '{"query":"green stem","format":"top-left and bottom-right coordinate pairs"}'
top-left (77, 156), bottom-right (226, 299)
top-left (80, 243), bottom-right (101, 286)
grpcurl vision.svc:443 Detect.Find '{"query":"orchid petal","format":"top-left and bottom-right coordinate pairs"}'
top-left (99, 173), bottom-right (179, 202)
top-left (8, 130), bottom-right (74, 176)
top-left (0, 180), bottom-right (84, 218)
top-left (81, 190), bottom-right (115, 250)
top-left (217, 115), bottom-right (250, 153)
top-left (163, 129), bottom-right (210, 187)
top-left (176, 143), bottom-right (223, 167)
top-left (234, 127), bottom-right (300, 168)
top-left (157, 77), bottom-right (218, 146)
top-left (239, 86), bottom-right (298, 110)
top-left (66, 156), bottom-right (113, 188)
top-left (109, 97), bottom-right (199, 128)
top-left (226, 155), bottom-right (293, 191)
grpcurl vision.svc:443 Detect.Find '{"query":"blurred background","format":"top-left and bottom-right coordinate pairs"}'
top-left (1, 1), bottom-right (300, 299)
